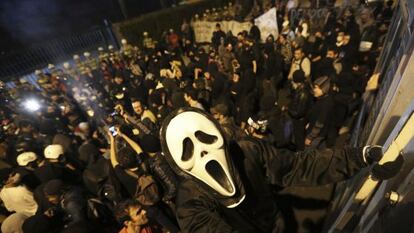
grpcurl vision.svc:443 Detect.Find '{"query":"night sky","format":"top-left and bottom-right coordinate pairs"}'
top-left (0, 0), bottom-right (163, 55)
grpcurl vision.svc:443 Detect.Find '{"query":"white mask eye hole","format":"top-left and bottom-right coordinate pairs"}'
top-left (182, 137), bottom-right (194, 162)
top-left (195, 130), bottom-right (218, 144)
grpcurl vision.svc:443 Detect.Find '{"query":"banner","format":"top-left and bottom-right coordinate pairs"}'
top-left (254, 7), bottom-right (279, 42)
top-left (193, 20), bottom-right (252, 43)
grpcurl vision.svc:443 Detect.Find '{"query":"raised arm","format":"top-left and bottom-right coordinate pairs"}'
top-left (108, 130), bottom-right (119, 168)
top-left (238, 139), bottom-right (367, 187)
top-left (118, 129), bottom-right (143, 155)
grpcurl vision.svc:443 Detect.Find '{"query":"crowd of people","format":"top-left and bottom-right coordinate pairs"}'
top-left (0, 0), bottom-right (397, 232)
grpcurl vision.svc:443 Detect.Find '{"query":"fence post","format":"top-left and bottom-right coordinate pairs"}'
top-left (104, 19), bottom-right (120, 50)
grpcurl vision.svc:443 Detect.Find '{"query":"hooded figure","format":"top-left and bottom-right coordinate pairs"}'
top-left (160, 108), bottom-right (397, 233)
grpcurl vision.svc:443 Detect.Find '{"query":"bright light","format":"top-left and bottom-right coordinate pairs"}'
top-left (24, 99), bottom-right (41, 112)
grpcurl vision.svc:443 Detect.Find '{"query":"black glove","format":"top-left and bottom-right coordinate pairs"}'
top-left (363, 145), bottom-right (384, 164)
top-left (372, 154), bottom-right (404, 180)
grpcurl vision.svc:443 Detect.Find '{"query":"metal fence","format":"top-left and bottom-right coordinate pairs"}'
top-left (322, 1), bottom-right (414, 230)
top-left (0, 22), bottom-right (118, 82)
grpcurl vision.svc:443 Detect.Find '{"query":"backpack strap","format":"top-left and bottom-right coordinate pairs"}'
top-left (124, 169), bottom-right (140, 179)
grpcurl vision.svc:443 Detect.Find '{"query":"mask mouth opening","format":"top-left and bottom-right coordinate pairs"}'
top-left (206, 160), bottom-right (234, 193)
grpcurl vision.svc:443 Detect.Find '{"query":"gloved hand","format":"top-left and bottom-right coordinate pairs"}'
top-left (372, 154), bottom-right (404, 180)
top-left (363, 145), bottom-right (384, 165)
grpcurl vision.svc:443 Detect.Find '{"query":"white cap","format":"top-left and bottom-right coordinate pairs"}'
top-left (143, 31), bottom-right (148, 36)
top-left (17, 152), bottom-right (37, 166)
top-left (108, 45), bottom-right (114, 50)
top-left (83, 52), bottom-right (90, 57)
top-left (73, 54), bottom-right (80, 60)
top-left (35, 70), bottom-right (42, 75)
top-left (121, 39), bottom-right (127, 44)
top-left (48, 64), bottom-right (55, 69)
top-left (98, 47), bottom-right (104, 51)
top-left (19, 78), bottom-right (28, 84)
top-left (78, 122), bottom-right (89, 131)
top-left (44, 144), bottom-right (64, 159)
top-left (63, 62), bottom-right (70, 69)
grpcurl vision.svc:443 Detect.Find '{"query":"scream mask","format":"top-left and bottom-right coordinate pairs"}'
top-left (161, 108), bottom-right (245, 207)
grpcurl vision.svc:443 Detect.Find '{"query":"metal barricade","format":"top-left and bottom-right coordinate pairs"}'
top-left (0, 25), bottom-right (117, 82)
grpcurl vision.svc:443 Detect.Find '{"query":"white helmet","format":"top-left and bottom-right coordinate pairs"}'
top-left (63, 62), bottom-right (70, 69)
top-left (161, 108), bottom-right (245, 207)
top-left (17, 152), bottom-right (37, 166)
top-left (44, 144), bottom-right (64, 159)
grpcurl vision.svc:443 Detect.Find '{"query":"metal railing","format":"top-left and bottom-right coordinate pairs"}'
top-left (0, 23), bottom-right (118, 82)
top-left (322, 1), bottom-right (414, 231)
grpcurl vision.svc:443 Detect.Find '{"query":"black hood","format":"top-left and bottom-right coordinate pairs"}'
top-left (160, 107), bottom-right (246, 207)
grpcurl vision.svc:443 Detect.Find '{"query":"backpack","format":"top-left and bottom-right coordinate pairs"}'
top-left (125, 169), bottom-right (160, 206)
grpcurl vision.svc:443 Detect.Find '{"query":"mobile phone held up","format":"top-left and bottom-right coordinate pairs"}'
top-left (109, 126), bottom-right (117, 136)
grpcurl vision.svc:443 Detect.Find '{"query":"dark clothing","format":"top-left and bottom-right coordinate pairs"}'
top-left (306, 94), bottom-right (335, 145)
top-left (263, 51), bottom-right (283, 81)
top-left (219, 117), bottom-right (245, 142)
top-left (114, 165), bottom-right (141, 197)
top-left (115, 160), bottom-right (180, 233)
top-left (211, 73), bottom-right (228, 103)
top-left (238, 49), bottom-right (255, 73)
top-left (34, 185), bottom-right (86, 230)
top-left (15, 167), bottom-right (41, 191)
top-left (147, 205), bottom-right (180, 233)
top-left (34, 161), bottom-right (67, 183)
top-left (175, 139), bottom-right (367, 233)
top-left (147, 153), bottom-right (178, 201)
top-left (249, 25), bottom-right (261, 42)
top-left (212, 30), bottom-right (226, 49)
top-left (288, 85), bottom-right (312, 120)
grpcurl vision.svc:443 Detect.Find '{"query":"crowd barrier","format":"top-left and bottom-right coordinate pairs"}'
top-left (0, 24), bottom-right (117, 82)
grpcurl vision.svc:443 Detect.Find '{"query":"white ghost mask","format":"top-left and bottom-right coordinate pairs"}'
top-left (164, 111), bottom-right (236, 197)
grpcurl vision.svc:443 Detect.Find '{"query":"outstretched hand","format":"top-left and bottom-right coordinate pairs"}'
top-left (372, 154), bottom-right (404, 180)
top-left (363, 145), bottom-right (384, 164)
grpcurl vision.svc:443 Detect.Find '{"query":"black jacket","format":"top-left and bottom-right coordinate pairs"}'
top-left (306, 94), bottom-right (335, 140)
top-left (175, 138), bottom-right (366, 233)
top-left (148, 153), bottom-right (178, 201)
top-left (288, 85), bottom-right (312, 119)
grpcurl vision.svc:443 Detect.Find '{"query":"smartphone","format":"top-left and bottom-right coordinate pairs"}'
top-left (109, 126), bottom-right (117, 136)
